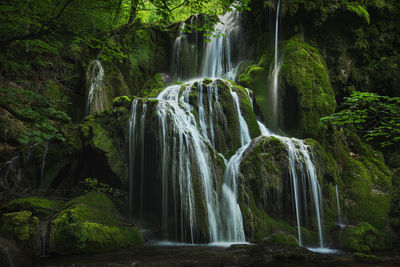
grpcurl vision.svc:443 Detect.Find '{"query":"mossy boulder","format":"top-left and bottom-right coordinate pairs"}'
top-left (80, 111), bottom-right (128, 184)
top-left (119, 25), bottom-right (168, 95)
top-left (280, 36), bottom-right (336, 138)
top-left (238, 65), bottom-right (268, 119)
top-left (0, 211), bottom-right (39, 251)
top-left (238, 136), bottom-right (320, 244)
top-left (265, 232), bottom-right (299, 247)
top-left (49, 192), bottom-right (144, 255)
top-left (389, 169), bottom-right (400, 236)
top-left (339, 222), bottom-right (380, 253)
top-left (1, 197), bottom-right (65, 217)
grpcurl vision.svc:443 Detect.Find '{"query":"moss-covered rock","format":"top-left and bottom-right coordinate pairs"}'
top-left (119, 25), bottom-right (168, 95)
top-left (1, 197), bottom-right (65, 217)
top-left (390, 169), bottom-right (400, 236)
top-left (339, 222), bottom-right (380, 252)
top-left (0, 211), bottom-right (39, 251)
top-left (49, 192), bottom-right (144, 255)
top-left (80, 111), bottom-right (127, 183)
top-left (280, 36), bottom-right (336, 138)
top-left (265, 232), bottom-right (299, 247)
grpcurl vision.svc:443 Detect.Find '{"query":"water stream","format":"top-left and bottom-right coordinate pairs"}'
top-left (127, 4), bottom-right (326, 247)
top-left (86, 60), bottom-right (107, 115)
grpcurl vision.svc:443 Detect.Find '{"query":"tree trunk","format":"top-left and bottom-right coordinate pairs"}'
top-left (128, 0), bottom-right (139, 24)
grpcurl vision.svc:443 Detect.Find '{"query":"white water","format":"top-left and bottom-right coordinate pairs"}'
top-left (262, 0), bottom-right (325, 248)
top-left (336, 185), bottom-right (346, 229)
top-left (40, 144), bottom-right (48, 184)
top-left (126, 4), bottom-right (326, 248)
top-left (139, 103), bottom-right (147, 219)
top-left (86, 60), bottom-right (107, 115)
top-left (157, 82), bottom-right (219, 242)
top-left (269, 0), bottom-right (282, 130)
top-left (128, 99), bottom-right (139, 219)
top-left (202, 10), bottom-right (240, 79)
top-left (219, 83), bottom-right (251, 242)
top-left (258, 128), bottom-right (325, 247)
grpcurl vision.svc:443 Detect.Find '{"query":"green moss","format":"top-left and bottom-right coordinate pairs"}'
top-left (112, 96), bottom-right (132, 109)
top-left (49, 192), bottom-right (143, 255)
top-left (231, 83), bottom-right (261, 138)
top-left (0, 211), bottom-right (39, 249)
top-left (80, 114), bottom-right (125, 182)
top-left (142, 73), bottom-right (166, 97)
top-left (280, 36), bottom-right (336, 138)
top-left (341, 1), bottom-right (370, 24)
top-left (238, 65), bottom-right (269, 120)
top-left (353, 252), bottom-right (377, 262)
top-left (267, 232), bottom-right (299, 247)
top-left (339, 222), bottom-right (381, 252)
top-left (2, 197), bottom-right (65, 217)
top-left (390, 169), bottom-right (400, 235)
top-left (50, 221), bottom-right (143, 255)
top-left (56, 192), bottom-right (119, 225)
top-left (61, 123), bottom-right (82, 151)
top-left (121, 26), bottom-right (168, 94)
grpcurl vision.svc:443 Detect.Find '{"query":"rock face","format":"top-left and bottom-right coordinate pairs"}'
top-left (49, 192), bottom-right (143, 255)
top-left (280, 37), bottom-right (337, 138)
top-left (80, 78), bottom-right (259, 242)
top-left (0, 193), bottom-right (144, 257)
top-left (0, 211), bottom-right (39, 253)
top-left (236, 129), bottom-right (392, 251)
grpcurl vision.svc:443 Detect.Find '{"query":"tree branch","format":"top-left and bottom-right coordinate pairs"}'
top-left (0, 0), bottom-right (75, 48)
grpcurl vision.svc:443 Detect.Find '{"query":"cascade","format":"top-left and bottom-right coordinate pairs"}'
top-left (156, 81), bottom-right (220, 242)
top-left (86, 60), bottom-right (107, 115)
top-left (202, 10), bottom-right (241, 79)
top-left (126, 4), bottom-right (325, 247)
top-left (269, 0), bottom-right (282, 131)
top-left (261, 0), bottom-right (325, 248)
top-left (128, 77), bottom-right (253, 242)
top-left (336, 185), bottom-right (345, 228)
top-left (40, 144), bottom-right (48, 184)
top-left (128, 99), bottom-right (139, 219)
top-left (139, 103), bottom-right (147, 219)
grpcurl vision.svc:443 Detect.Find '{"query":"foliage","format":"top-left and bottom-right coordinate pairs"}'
top-left (82, 177), bottom-right (126, 199)
top-left (0, 85), bottom-right (71, 146)
top-left (321, 91), bottom-right (400, 147)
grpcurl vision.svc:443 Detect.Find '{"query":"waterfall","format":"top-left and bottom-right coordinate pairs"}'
top-left (262, 0), bottom-right (325, 248)
top-left (258, 127), bottom-right (325, 247)
top-left (139, 103), bottom-right (147, 219)
top-left (171, 23), bottom-right (187, 81)
top-left (40, 144), bottom-right (48, 184)
top-left (202, 10), bottom-right (241, 78)
top-left (124, 4), bottom-right (326, 247)
top-left (86, 60), bottom-right (107, 115)
top-left (157, 82), bottom-right (220, 242)
top-left (0, 246), bottom-right (15, 267)
top-left (218, 83), bottom-right (252, 242)
top-left (269, 0), bottom-right (282, 131)
top-left (128, 99), bottom-right (139, 220)
top-left (336, 185), bottom-right (345, 229)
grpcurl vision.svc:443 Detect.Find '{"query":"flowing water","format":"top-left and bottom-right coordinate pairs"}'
top-left (336, 185), bottom-right (346, 228)
top-left (86, 60), bottom-right (108, 115)
top-left (40, 144), bottom-right (48, 184)
top-left (260, 0), bottom-right (325, 248)
top-left (269, 0), bottom-right (282, 131)
top-left (126, 4), bottom-right (325, 247)
top-left (128, 99), bottom-right (139, 220)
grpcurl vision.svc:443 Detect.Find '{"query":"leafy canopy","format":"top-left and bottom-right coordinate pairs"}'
top-left (321, 91), bottom-right (400, 147)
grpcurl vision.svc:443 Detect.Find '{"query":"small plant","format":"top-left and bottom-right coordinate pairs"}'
top-left (82, 177), bottom-right (126, 199)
